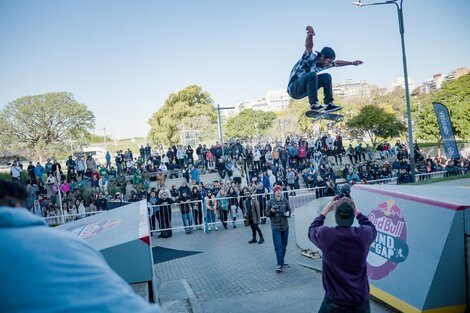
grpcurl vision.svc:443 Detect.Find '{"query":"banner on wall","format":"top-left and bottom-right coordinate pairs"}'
top-left (432, 102), bottom-right (460, 159)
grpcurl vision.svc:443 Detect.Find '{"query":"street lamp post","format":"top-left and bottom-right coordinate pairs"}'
top-left (353, 0), bottom-right (416, 181)
top-left (215, 104), bottom-right (235, 157)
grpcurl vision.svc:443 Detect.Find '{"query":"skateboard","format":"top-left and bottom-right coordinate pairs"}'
top-left (305, 110), bottom-right (344, 123)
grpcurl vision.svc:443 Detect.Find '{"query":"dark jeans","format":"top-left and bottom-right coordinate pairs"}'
top-left (272, 229), bottom-right (288, 266)
top-left (220, 209), bottom-right (229, 228)
top-left (318, 297), bottom-right (370, 313)
top-left (249, 218), bottom-right (263, 239)
top-left (288, 72), bottom-right (333, 105)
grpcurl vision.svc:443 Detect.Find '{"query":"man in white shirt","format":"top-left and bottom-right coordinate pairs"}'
top-left (10, 161), bottom-right (22, 180)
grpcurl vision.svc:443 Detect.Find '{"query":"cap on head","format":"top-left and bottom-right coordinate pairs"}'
top-left (335, 197), bottom-right (355, 227)
top-left (319, 47), bottom-right (336, 60)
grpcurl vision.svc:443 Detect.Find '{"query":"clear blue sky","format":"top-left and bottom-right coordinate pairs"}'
top-left (1, 0), bottom-right (469, 139)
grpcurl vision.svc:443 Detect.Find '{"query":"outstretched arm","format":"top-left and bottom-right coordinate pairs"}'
top-left (335, 60), bottom-right (363, 67)
top-left (305, 25), bottom-right (315, 53)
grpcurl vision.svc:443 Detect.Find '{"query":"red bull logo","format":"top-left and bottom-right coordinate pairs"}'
top-left (367, 199), bottom-right (409, 280)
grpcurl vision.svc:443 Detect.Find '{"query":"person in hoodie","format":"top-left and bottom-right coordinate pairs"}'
top-left (308, 196), bottom-right (376, 313)
top-left (0, 180), bottom-right (161, 313)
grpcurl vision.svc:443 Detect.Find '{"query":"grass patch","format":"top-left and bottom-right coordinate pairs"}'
top-left (409, 173), bottom-right (470, 185)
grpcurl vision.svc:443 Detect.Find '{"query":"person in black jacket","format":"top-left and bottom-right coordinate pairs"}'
top-left (156, 191), bottom-right (174, 238)
top-left (190, 186), bottom-right (203, 230)
top-left (179, 191), bottom-right (193, 234)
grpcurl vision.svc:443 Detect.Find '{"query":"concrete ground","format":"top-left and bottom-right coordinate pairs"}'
top-left (154, 220), bottom-right (396, 313)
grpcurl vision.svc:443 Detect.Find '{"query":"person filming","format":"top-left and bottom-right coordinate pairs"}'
top-left (308, 194), bottom-right (376, 313)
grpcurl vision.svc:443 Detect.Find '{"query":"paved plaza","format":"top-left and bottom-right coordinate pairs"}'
top-left (154, 220), bottom-right (396, 313)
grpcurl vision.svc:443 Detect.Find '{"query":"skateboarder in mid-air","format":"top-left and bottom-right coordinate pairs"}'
top-left (287, 25), bottom-right (363, 113)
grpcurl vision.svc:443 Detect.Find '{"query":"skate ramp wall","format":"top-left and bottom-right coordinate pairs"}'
top-left (353, 184), bottom-right (469, 313)
top-left (294, 184), bottom-right (469, 313)
top-left (58, 200), bottom-right (157, 302)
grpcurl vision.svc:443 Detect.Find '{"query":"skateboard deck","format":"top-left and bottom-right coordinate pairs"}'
top-left (305, 110), bottom-right (344, 122)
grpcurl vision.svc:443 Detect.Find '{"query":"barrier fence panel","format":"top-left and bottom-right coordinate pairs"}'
top-left (416, 171), bottom-right (446, 181)
top-left (44, 210), bottom-right (106, 226)
top-left (149, 200), bottom-right (205, 235)
top-left (365, 177), bottom-right (398, 185)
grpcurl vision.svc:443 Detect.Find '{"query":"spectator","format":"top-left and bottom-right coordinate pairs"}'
top-left (265, 185), bottom-right (291, 273)
top-left (27, 161), bottom-right (36, 184)
top-left (140, 145), bottom-right (145, 161)
top-left (216, 188), bottom-right (230, 229)
top-left (397, 168), bottom-right (412, 184)
top-left (45, 159), bottom-right (53, 175)
top-left (0, 180), bottom-right (162, 313)
top-left (76, 156), bottom-right (85, 180)
top-left (156, 190), bottom-right (174, 238)
top-left (190, 165), bottom-right (200, 184)
top-left (205, 189), bottom-right (218, 231)
top-left (308, 196), bottom-right (376, 313)
top-left (347, 144), bottom-right (355, 164)
top-left (105, 151), bottom-right (111, 169)
top-left (10, 161), bottom-right (22, 181)
top-left (244, 190), bottom-right (264, 244)
top-left (191, 186), bottom-right (203, 229)
top-left (86, 155), bottom-right (96, 172)
top-left (93, 193), bottom-right (107, 211)
top-left (179, 191), bottom-right (193, 234)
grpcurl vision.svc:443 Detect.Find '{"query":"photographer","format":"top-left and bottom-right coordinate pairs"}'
top-left (324, 181), bottom-right (339, 197)
top-left (308, 193), bottom-right (376, 313)
top-left (265, 185), bottom-right (291, 273)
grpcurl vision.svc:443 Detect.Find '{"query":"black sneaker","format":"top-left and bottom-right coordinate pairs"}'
top-left (258, 237), bottom-right (264, 244)
top-left (276, 265), bottom-right (284, 273)
top-left (310, 104), bottom-right (324, 112)
top-left (248, 238), bottom-right (257, 244)
top-left (323, 103), bottom-right (342, 113)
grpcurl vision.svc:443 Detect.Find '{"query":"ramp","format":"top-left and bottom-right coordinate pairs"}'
top-left (58, 200), bottom-right (157, 302)
top-left (353, 184), bottom-right (469, 313)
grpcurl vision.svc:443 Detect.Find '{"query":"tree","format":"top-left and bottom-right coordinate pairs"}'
top-left (147, 85), bottom-right (217, 145)
top-left (346, 105), bottom-right (406, 148)
top-left (414, 73), bottom-right (470, 147)
top-left (0, 92), bottom-right (95, 159)
top-left (224, 109), bottom-right (277, 139)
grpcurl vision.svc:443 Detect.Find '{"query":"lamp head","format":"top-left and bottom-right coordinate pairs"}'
top-left (352, 1), bottom-right (364, 6)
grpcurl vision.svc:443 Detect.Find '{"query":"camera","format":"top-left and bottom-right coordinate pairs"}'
top-left (334, 184), bottom-right (351, 201)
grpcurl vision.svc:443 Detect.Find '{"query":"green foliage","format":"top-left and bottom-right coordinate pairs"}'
top-left (414, 73), bottom-right (470, 144)
top-left (147, 85), bottom-right (217, 145)
top-left (87, 133), bottom-right (113, 144)
top-left (0, 92), bottom-right (95, 159)
top-left (346, 105), bottom-right (406, 148)
top-left (224, 109), bottom-right (277, 139)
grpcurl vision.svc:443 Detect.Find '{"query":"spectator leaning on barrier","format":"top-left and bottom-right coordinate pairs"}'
top-left (265, 185), bottom-right (291, 273)
top-left (0, 180), bottom-right (161, 313)
top-left (308, 195), bottom-right (376, 313)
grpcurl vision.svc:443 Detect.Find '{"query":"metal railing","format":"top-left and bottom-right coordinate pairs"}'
top-left (44, 210), bottom-right (106, 226)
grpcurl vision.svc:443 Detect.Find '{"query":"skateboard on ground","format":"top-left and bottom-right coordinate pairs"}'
top-left (305, 110), bottom-right (344, 123)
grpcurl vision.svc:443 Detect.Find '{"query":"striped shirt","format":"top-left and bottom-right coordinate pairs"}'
top-left (288, 51), bottom-right (336, 87)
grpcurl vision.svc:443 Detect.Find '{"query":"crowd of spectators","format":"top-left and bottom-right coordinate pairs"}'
top-left (7, 134), bottom-right (469, 228)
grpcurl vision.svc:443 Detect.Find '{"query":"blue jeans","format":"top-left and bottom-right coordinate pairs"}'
top-left (318, 297), bottom-right (370, 313)
top-left (206, 209), bottom-right (216, 224)
top-left (272, 229), bottom-right (289, 266)
top-left (288, 72), bottom-right (333, 105)
top-left (182, 212), bottom-right (193, 230)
